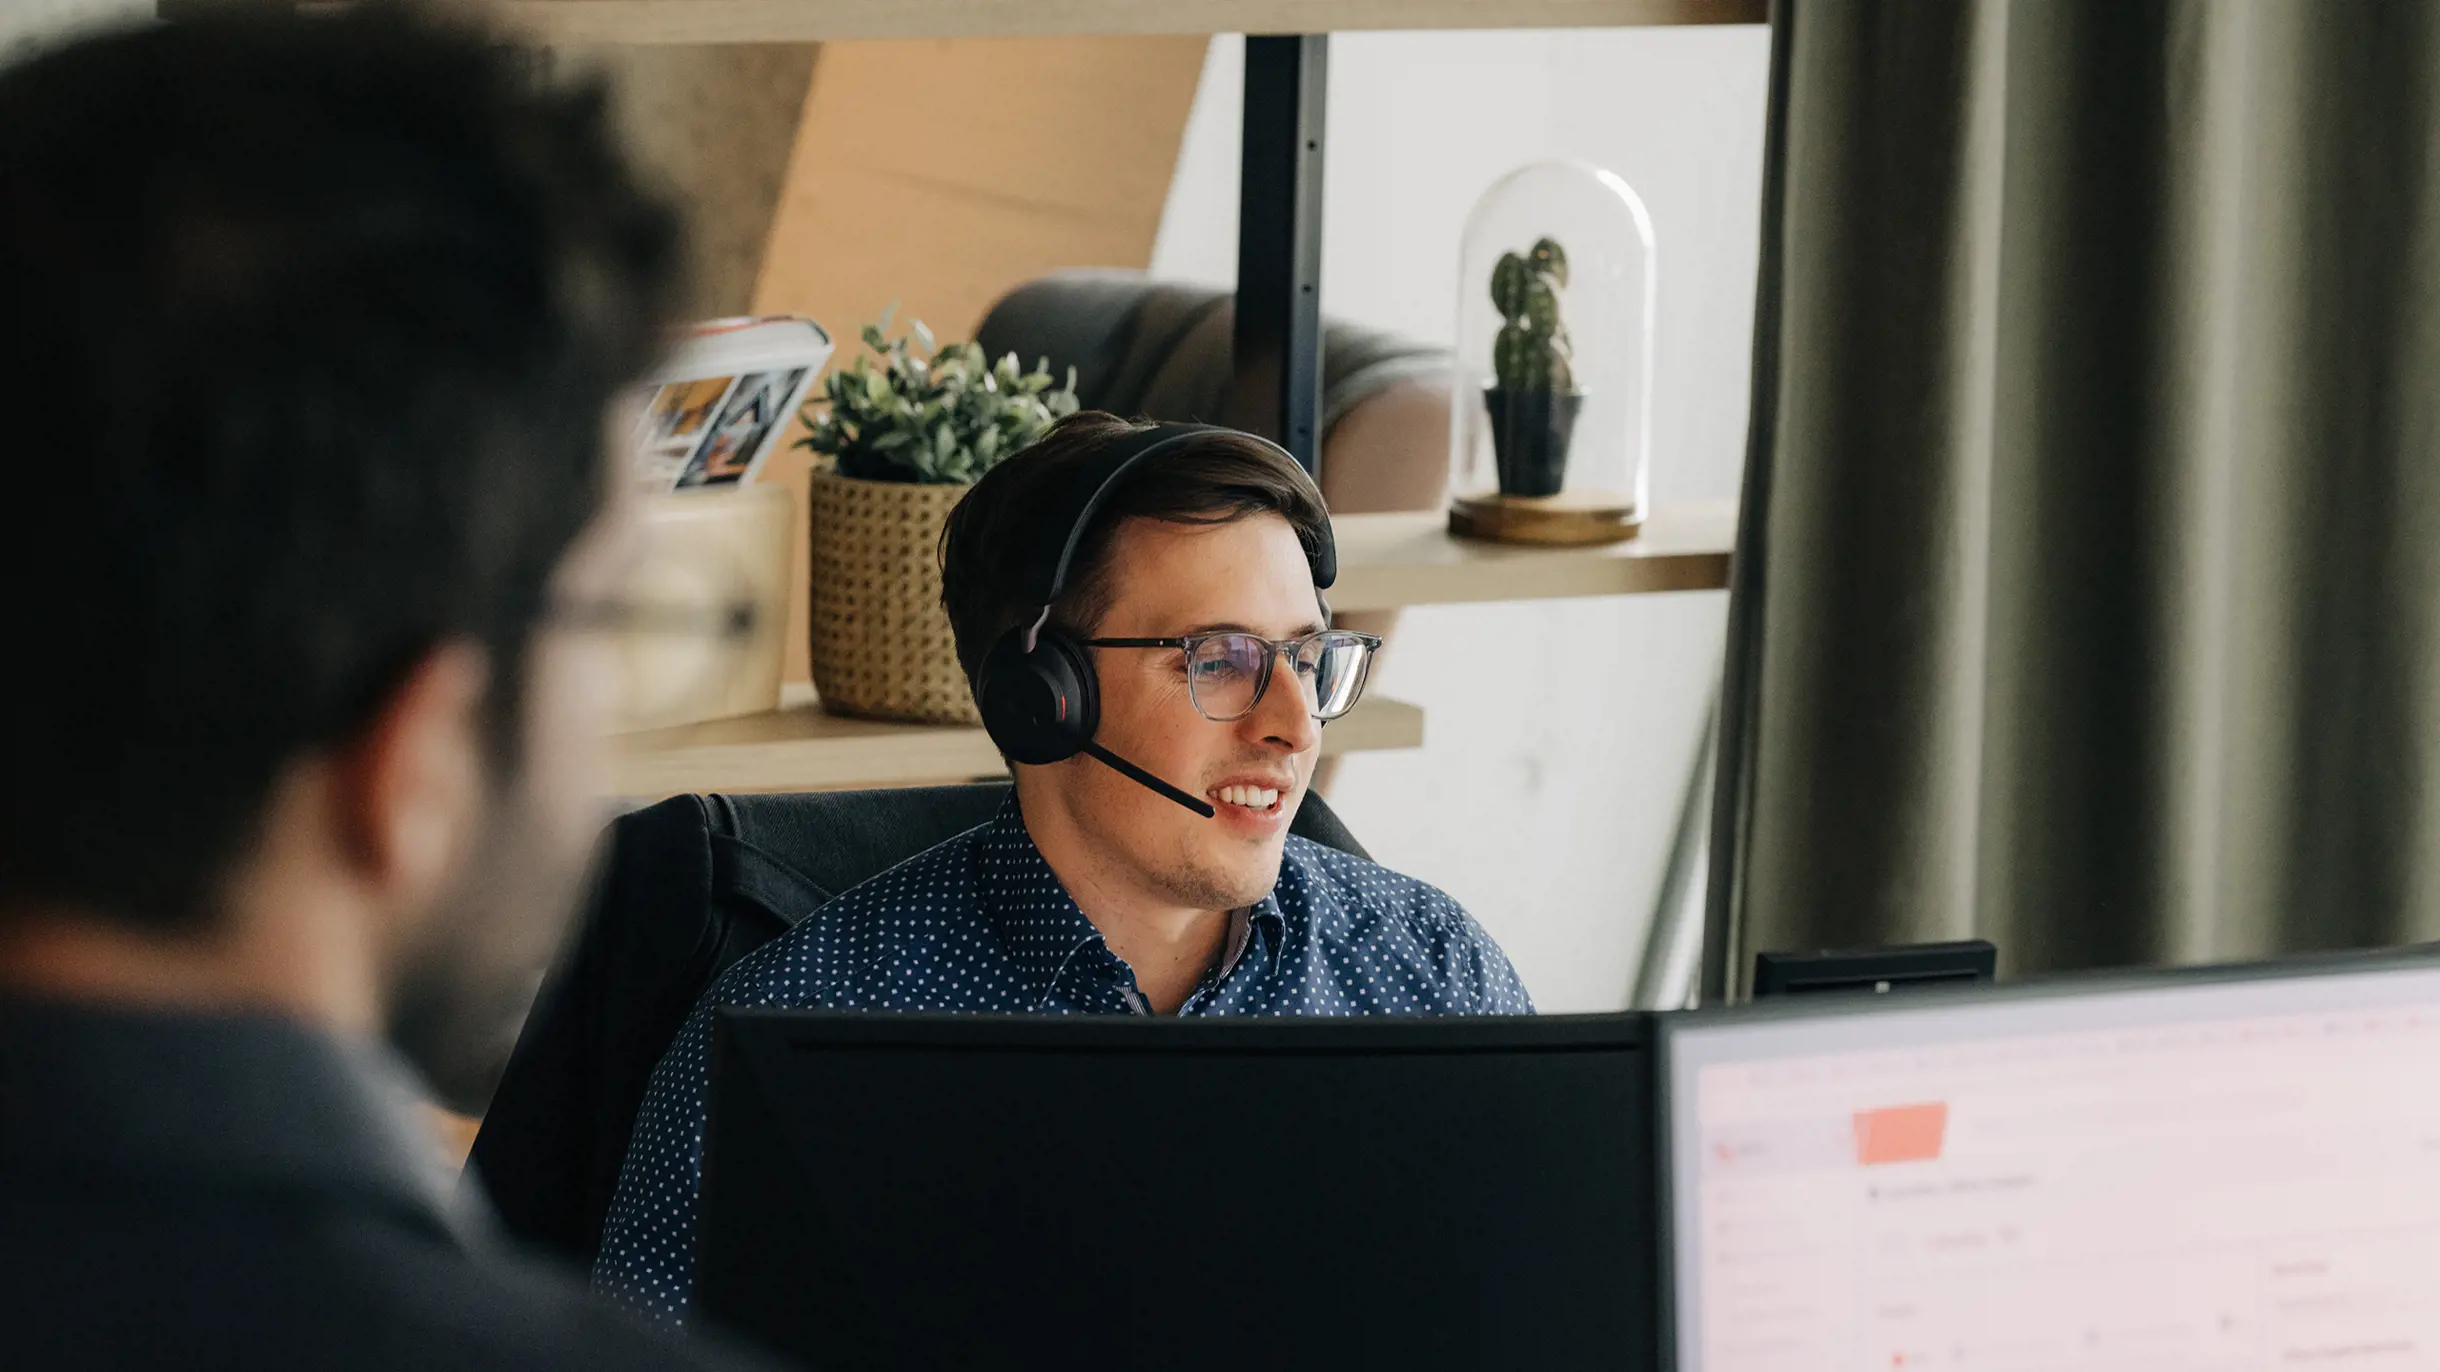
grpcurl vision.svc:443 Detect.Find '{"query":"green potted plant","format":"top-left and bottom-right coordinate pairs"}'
top-left (1483, 236), bottom-right (1582, 498)
top-left (797, 311), bottom-right (1078, 724)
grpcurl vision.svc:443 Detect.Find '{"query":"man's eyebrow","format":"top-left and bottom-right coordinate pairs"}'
top-left (1175, 619), bottom-right (1330, 638)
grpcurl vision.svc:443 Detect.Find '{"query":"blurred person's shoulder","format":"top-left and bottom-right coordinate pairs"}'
top-left (0, 1126), bottom-right (786, 1372)
top-left (0, 996), bottom-right (784, 1372)
top-left (311, 1228), bottom-right (792, 1372)
top-left (0, 1186), bottom-right (782, 1370)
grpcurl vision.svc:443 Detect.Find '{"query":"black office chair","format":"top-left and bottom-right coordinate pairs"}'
top-left (974, 268), bottom-right (1444, 435)
top-left (467, 782), bottom-right (1369, 1270)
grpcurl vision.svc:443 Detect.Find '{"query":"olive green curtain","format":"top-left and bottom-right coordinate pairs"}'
top-left (1709, 0), bottom-right (2440, 996)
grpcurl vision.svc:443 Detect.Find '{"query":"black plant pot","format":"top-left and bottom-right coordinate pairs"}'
top-left (1483, 387), bottom-right (1586, 498)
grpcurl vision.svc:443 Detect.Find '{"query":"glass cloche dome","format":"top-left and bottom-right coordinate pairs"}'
top-left (1447, 160), bottom-right (1655, 545)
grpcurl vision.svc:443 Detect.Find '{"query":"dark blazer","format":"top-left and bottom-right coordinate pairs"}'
top-left (468, 782), bottom-right (1368, 1269)
top-left (0, 996), bottom-right (777, 1372)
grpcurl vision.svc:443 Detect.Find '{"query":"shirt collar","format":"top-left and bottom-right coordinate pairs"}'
top-left (1242, 891), bottom-right (1289, 978)
top-left (975, 796), bottom-right (1296, 1006)
top-left (972, 797), bottom-right (1122, 1008)
top-left (0, 994), bottom-right (478, 1248)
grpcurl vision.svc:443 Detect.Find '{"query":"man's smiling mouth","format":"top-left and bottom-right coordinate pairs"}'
top-left (1209, 784), bottom-right (1284, 812)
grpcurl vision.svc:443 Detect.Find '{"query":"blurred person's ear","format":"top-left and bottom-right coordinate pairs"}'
top-left (332, 642), bottom-right (492, 935)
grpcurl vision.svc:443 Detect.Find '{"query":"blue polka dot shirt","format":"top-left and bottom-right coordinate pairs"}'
top-left (592, 795), bottom-right (1533, 1325)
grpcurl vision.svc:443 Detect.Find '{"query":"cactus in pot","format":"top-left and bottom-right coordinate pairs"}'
top-left (1483, 236), bottom-right (1584, 498)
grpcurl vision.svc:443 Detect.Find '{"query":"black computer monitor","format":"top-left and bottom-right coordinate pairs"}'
top-left (1750, 939), bottom-right (1998, 998)
top-left (695, 1011), bottom-right (1657, 1372)
top-left (1658, 948), bottom-right (2440, 1370)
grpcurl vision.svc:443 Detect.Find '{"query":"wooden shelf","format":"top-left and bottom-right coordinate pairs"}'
top-left (1328, 501), bottom-right (1734, 612)
top-left (611, 683), bottom-right (1423, 797)
top-left (610, 502), bottom-right (1730, 795)
top-left (483, 0), bottom-right (1764, 45)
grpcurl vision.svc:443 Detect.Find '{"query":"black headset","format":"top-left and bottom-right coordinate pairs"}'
top-left (972, 422), bottom-right (1337, 819)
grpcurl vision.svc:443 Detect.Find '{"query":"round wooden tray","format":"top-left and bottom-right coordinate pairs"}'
top-left (1447, 489), bottom-right (1643, 546)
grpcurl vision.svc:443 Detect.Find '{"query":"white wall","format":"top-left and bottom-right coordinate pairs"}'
top-left (1152, 28), bottom-right (1770, 1010)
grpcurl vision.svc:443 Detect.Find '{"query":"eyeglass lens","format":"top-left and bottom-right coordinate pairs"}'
top-left (1186, 632), bottom-right (1374, 722)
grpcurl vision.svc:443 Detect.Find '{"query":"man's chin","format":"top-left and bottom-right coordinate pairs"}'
top-left (1159, 838), bottom-right (1287, 913)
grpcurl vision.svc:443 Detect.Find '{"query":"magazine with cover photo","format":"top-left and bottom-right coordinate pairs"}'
top-left (631, 316), bottom-right (831, 493)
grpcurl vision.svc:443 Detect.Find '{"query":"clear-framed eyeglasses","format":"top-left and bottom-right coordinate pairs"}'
top-left (1083, 629), bottom-right (1383, 723)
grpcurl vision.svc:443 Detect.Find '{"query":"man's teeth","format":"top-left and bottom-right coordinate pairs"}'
top-left (1215, 785), bottom-right (1280, 810)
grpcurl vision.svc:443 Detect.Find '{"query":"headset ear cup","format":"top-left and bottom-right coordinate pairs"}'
top-left (1041, 631), bottom-right (1099, 743)
top-left (976, 631), bottom-right (1062, 765)
top-left (976, 627), bottom-right (1098, 766)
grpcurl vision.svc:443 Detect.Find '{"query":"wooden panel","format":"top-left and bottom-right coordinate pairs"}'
top-left (570, 42), bottom-right (819, 316)
top-left (1326, 501), bottom-right (1735, 611)
top-left (750, 36), bottom-right (1205, 347)
top-left (610, 683), bottom-right (1424, 797)
top-left (752, 34), bottom-right (1208, 682)
top-left (493, 0), bottom-right (1769, 44)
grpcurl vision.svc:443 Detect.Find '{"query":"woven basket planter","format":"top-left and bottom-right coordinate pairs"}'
top-left (806, 468), bottom-right (979, 725)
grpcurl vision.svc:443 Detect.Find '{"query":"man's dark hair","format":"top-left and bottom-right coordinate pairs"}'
top-left (939, 412), bottom-right (1333, 687)
top-left (0, 9), bottom-right (682, 928)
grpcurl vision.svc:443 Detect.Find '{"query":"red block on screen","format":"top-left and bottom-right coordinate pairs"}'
top-left (1854, 1102), bottom-right (1948, 1166)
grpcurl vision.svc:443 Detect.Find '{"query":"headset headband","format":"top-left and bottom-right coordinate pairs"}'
top-left (1022, 422), bottom-right (1335, 650)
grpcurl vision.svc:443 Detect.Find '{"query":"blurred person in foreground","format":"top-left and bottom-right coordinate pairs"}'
top-left (0, 10), bottom-right (779, 1370)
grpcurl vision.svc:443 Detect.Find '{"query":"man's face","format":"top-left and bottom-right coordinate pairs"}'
top-left (383, 502), bottom-right (629, 1107)
top-left (1054, 511), bottom-right (1325, 912)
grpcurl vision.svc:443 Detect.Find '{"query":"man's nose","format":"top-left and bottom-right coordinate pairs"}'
top-left (1246, 659), bottom-right (1321, 753)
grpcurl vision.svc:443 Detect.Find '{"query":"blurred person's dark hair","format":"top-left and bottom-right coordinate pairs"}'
top-left (0, 7), bottom-right (682, 930)
top-left (938, 411), bottom-right (1333, 688)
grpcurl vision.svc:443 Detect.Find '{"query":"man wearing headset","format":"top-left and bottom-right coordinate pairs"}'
top-left (594, 411), bottom-right (1531, 1325)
